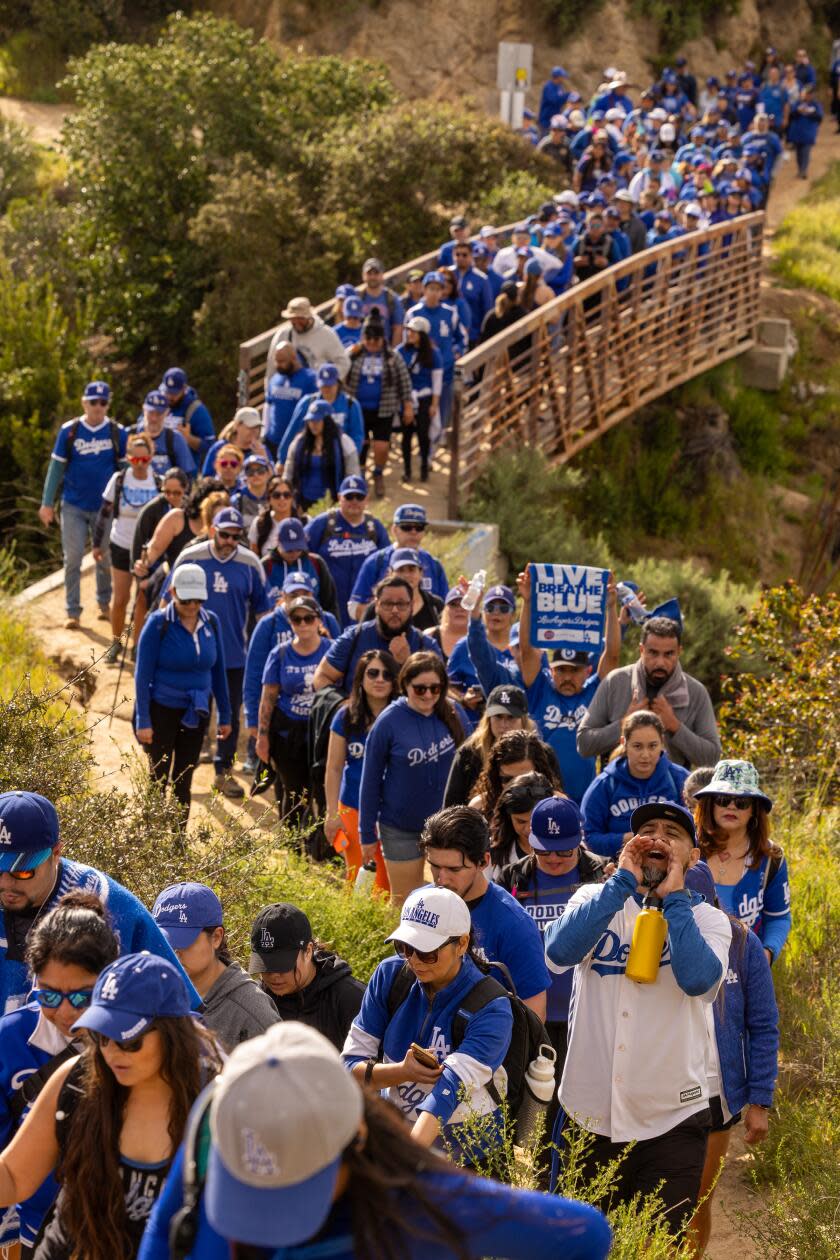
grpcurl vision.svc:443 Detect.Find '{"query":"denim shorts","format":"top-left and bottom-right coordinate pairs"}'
top-left (378, 824), bottom-right (423, 862)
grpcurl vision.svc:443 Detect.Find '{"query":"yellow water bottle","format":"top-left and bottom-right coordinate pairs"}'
top-left (625, 896), bottom-right (668, 984)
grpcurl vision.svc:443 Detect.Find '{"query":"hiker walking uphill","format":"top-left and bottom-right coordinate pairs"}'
top-left (39, 381), bottom-right (128, 630)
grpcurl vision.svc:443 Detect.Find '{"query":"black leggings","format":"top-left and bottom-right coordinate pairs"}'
top-left (147, 700), bottom-right (208, 816)
top-left (269, 709), bottom-right (310, 829)
top-left (401, 396), bottom-right (432, 475)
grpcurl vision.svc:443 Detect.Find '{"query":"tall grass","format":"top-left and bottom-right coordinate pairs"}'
top-left (773, 163), bottom-right (840, 304)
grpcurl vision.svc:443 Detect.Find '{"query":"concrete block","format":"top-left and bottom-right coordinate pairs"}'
top-left (758, 318), bottom-right (792, 348)
top-left (739, 345), bottom-right (788, 391)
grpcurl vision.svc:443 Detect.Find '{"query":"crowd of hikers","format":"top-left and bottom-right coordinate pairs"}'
top-left (13, 42), bottom-right (821, 1260)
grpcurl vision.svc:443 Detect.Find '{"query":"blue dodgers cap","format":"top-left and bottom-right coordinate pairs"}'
top-left (282, 570), bottom-right (316, 594)
top-left (529, 797), bottom-right (584, 852)
top-left (551, 65), bottom-right (568, 77)
top-left (389, 547), bottom-right (421, 571)
top-left (631, 801), bottom-right (697, 842)
top-left (483, 584), bottom-right (515, 610)
top-left (143, 389), bottom-right (169, 412)
top-left (316, 363), bottom-right (340, 387)
top-left (305, 399), bottom-right (332, 422)
top-left (0, 790), bottom-right (59, 872)
top-left (394, 502), bottom-right (427, 526)
top-left (472, 241), bottom-right (489, 258)
top-left (335, 283), bottom-right (356, 299)
top-left (524, 258), bottom-right (543, 277)
top-left (152, 882), bottom-right (224, 950)
top-left (522, 108), bottom-right (536, 120)
top-left (684, 860), bottom-right (717, 905)
top-left (82, 380), bottom-right (110, 402)
top-left (338, 474), bottom-right (368, 497)
top-left (212, 507), bottom-right (245, 533)
top-left (71, 952), bottom-right (192, 1042)
top-left (277, 518), bottom-right (308, 551)
top-left (161, 368), bottom-right (188, 393)
top-left (342, 295), bottom-right (363, 318)
top-left (243, 454), bottom-right (270, 472)
top-left (444, 586), bottom-right (464, 605)
top-left (204, 1023), bottom-right (364, 1248)
top-left (422, 270), bottom-right (445, 286)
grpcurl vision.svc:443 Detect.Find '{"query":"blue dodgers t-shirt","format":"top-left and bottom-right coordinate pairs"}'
top-left (354, 351), bottom-right (384, 410)
top-left (467, 881), bottom-right (551, 1002)
top-left (325, 621), bottom-right (441, 689)
top-left (51, 418), bottom-right (128, 512)
top-left (262, 638), bottom-right (330, 721)
top-left (526, 671), bottom-right (600, 804)
top-left (526, 867), bottom-right (583, 1022)
top-left (358, 291), bottom-right (405, 341)
top-left (306, 509), bottom-right (389, 627)
top-left (447, 636), bottom-right (515, 691)
top-left (350, 543), bottom-right (448, 603)
top-left (330, 706), bottom-right (368, 810)
top-left (264, 366), bottom-right (318, 448)
top-left (162, 542), bottom-right (271, 669)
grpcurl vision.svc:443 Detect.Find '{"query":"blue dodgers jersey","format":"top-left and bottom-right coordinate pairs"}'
top-left (526, 670), bottom-right (600, 804)
top-left (163, 542), bottom-right (270, 669)
top-left (264, 366), bottom-right (318, 446)
top-left (330, 706), bottom-right (368, 811)
top-left (52, 418), bottom-right (127, 511)
top-left (306, 510), bottom-right (389, 626)
top-left (262, 638), bottom-right (329, 721)
top-left (468, 882), bottom-right (551, 1001)
top-left (527, 868), bottom-right (581, 1021)
top-left (714, 854), bottom-right (791, 942)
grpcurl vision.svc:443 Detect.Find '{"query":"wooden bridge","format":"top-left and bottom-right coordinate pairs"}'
top-left (238, 212), bottom-right (764, 517)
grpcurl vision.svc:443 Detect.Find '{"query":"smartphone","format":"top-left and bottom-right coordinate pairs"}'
top-left (410, 1042), bottom-right (440, 1070)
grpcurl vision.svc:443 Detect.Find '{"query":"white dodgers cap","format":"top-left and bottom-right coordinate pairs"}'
top-left (386, 885), bottom-right (471, 952)
top-left (172, 564), bottom-right (208, 601)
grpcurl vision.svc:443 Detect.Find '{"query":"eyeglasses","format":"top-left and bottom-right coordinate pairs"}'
top-left (394, 937), bottom-right (460, 964)
top-left (379, 599), bottom-right (411, 611)
top-left (270, 490), bottom-right (292, 500)
top-left (34, 986), bottom-right (94, 1011)
top-left (85, 400), bottom-right (107, 407)
top-left (290, 613), bottom-right (317, 626)
top-left (216, 530), bottom-right (242, 542)
top-left (398, 524), bottom-right (425, 534)
top-left (713, 795), bottom-right (754, 811)
top-left (89, 1029), bottom-right (151, 1053)
top-left (128, 455), bottom-right (151, 464)
top-left (410, 682), bottom-right (441, 696)
top-left (343, 493), bottom-right (365, 502)
top-left (485, 601), bottom-right (511, 614)
top-left (365, 667), bottom-right (389, 680)
top-left (218, 460), bottom-right (242, 469)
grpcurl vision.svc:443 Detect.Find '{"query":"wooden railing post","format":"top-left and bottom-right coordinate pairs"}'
top-left (448, 371), bottom-right (463, 520)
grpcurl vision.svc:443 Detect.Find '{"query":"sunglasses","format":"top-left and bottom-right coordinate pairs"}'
top-left (89, 1029), bottom-right (151, 1054)
top-left (128, 455), bottom-right (151, 464)
top-left (290, 613), bottom-right (317, 626)
top-left (485, 601), bottom-right (511, 614)
top-left (3, 864), bottom-right (43, 881)
top-left (365, 667), bottom-right (390, 680)
top-left (216, 530), bottom-right (242, 542)
top-left (270, 490), bottom-right (292, 500)
top-left (713, 795), bottom-right (754, 810)
top-left (85, 400), bottom-right (107, 407)
top-left (394, 937), bottom-right (460, 964)
top-left (219, 460), bottom-right (242, 469)
top-left (398, 524), bottom-right (425, 533)
top-left (246, 468), bottom-right (268, 477)
top-left (34, 986), bottom-right (94, 1011)
top-left (343, 493), bottom-right (365, 502)
top-left (410, 682), bottom-right (441, 696)
top-left (176, 597), bottom-right (203, 606)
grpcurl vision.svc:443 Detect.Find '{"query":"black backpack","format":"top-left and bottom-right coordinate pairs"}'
top-left (307, 686), bottom-right (346, 814)
top-left (65, 417), bottom-right (122, 467)
top-left (110, 468), bottom-right (163, 520)
top-left (385, 960), bottom-right (553, 1125)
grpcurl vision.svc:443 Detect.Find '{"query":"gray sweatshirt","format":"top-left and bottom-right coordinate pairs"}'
top-left (576, 661), bottom-right (721, 769)
top-left (202, 963), bottom-right (279, 1051)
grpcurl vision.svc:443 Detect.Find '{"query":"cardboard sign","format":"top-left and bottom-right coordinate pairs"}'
top-left (529, 563), bottom-right (609, 651)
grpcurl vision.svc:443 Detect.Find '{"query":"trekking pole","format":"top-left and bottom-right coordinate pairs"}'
top-left (108, 545), bottom-right (146, 728)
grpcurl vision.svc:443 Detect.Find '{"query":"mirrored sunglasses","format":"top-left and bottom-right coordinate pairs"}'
top-left (34, 986), bottom-right (94, 1010)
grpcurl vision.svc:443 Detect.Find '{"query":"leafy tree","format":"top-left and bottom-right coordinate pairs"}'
top-left (0, 118), bottom-right (40, 213)
top-left (475, 170), bottom-right (559, 228)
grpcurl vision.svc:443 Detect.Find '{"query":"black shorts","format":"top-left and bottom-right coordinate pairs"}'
top-left (709, 1094), bottom-right (742, 1133)
top-left (109, 542), bottom-right (131, 572)
top-left (363, 406), bottom-right (396, 444)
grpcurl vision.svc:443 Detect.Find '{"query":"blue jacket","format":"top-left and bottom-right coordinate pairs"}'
top-left (539, 79), bottom-right (569, 130)
top-left (263, 365), bottom-right (318, 450)
top-left (134, 605), bottom-right (231, 731)
top-left (580, 754), bottom-right (690, 858)
top-left (714, 925), bottom-right (778, 1115)
top-left (787, 99), bottom-right (823, 146)
top-left (162, 540), bottom-right (271, 669)
top-left (349, 543), bottom-right (448, 606)
top-left (324, 619), bottom-right (441, 691)
top-left (457, 268), bottom-right (494, 342)
top-left (713, 852), bottom-right (791, 962)
top-left (344, 953), bottom-right (511, 1131)
top-left (358, 697), bottom-right (464, 845)
top-left (137, 1141), bottom-right (611, 1260)
top-left (0, 859), bottom-right (200, 1016)
top-left (278, 388), bottom-right (364, 463)
top-left (462, 617), bottom-right (522, 693)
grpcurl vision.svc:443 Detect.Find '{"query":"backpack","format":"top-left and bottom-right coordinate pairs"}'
top-left (320, 509), bottom-right (379, 548)
top-left (355, 284), bottom-right (398, 322)
top-left (65, 417), bottom-right (122, 467)
top-left (111, 468), bottom-right (163, 520)
top-left (307, 685), bottom-right (346, 813)
top-left (385, 960), bottom-right (553, 1130)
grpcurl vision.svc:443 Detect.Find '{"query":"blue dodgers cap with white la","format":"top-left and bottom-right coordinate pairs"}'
top-left (631, 801), bottom-right (697, 842)
top-left (152, 882), bottom-right (224, 950)
top-left (213, 506), bottom-right (245, 533)
top-left (334, 283), bottom-right (356, 299)
top-left (305, 399), bottom-right (332, 422)
top-left (393, 502), bottom-right (426, 525)
top-left (0, 791), bottom-right (59, 873)
top-left (342, 295), bottom-right (363, 318)
top-left (143, 389), bottom-right (169, 412)
top-left (277, 518), bottom-right (308, 551)
top-left (389, 547), bottom-right (421, 571)
top-left (282, 570), bottom-right (316, 594)
top-left (316, 363), bottom-right (340, 386)
top-left (71, 952), bottom-right (191, 1042)
top-left (551, 65), bottom-right (568, 77)
top-left (529, 797), bottom-right (584, 852)
top-left (82, 380), bottom-right (110, 402)
top-left (338, 475), bottom-right (368, 497)
top-left (422, 270), bottom-right (445, 287)
top-left (483, 584), bottom-right (515, 610)
top-left (161, 367), bottom-right (188, 393)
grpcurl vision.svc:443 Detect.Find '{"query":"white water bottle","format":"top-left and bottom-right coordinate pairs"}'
top-left (515, 1044), bottom-right (558, 1147)
top-left (460, 569), bottom-right (486, 612)
top-left (354, 861), bottom-right (378, 896)
top-left (616, 581), bottom-right (646, 624)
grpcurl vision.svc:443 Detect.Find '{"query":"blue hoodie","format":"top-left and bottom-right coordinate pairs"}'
top-left (580, 754), bottom-right (690, 858)
top-left (359, 698), bottom-right (464, 845)
top-left (714, 924), bottom-right (778, 1115)
top-left (134, 605), bottom-right (231, 731)
top-left (277, 389), bottom-right (365, 463)
top-left (263, 365), bottom-right (318, 451)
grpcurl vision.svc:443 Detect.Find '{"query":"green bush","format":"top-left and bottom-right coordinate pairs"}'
top-left (726, 388), bottom-right (786, 476)
top-left (0, 119), bottom-right (40, 214)
top-left (631, 0), bottom-right (740, 52)
top-left (475, 171), bottom-right (560, 228)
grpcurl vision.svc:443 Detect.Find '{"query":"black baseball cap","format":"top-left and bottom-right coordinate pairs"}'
top-left (551, 648), bottom-right (590, 666)
top-left (631, 802), bottom-right (696, 842)
top-left (485, 684), bottom-right (528, 718)
top-left (248, 904), bottom-right (312, 974)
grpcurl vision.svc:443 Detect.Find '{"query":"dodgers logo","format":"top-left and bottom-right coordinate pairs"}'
top-left (213, 572), bottom-right (229, 594)
top-left (0, 822), bottom-right (12, 846)
top-left (402, 898), bottom-right (440, 929)
top-left (100, 972), bottom-right (120, 1002)
top-left (241, 1129), bottom-right (279, 1177)
top-left (348, 741), bottom-right (365, 760)
top-left (261, 927), bottom-right (275, 949)
top-left (590, 929), bottom-right (671, 977)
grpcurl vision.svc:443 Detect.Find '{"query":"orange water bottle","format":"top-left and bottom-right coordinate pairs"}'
top-left (625, 896), bottom-right (668, 984)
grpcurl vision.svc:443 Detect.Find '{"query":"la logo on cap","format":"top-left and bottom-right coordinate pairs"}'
top-left (500, 691), bottom-right (510, 704)
top-left (261, 927), bottom-right (275, 949)
top-left (546, 818), bottom-right (562, 833)
top-left (241, 1128), bottom-right (279, 1178)
top-left (100, 972), bottom-right (120, 1002)
top-left (0, 821), bottom-right (12, 845)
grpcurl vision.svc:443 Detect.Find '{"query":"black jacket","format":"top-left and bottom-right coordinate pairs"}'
top-left (263, 949), bottom-right (364, 1050)
top-left (497, 846), bottom-right (608, 903)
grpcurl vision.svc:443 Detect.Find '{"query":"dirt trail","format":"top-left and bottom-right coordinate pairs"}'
top-left (0, 95), bottom-right (68, 144)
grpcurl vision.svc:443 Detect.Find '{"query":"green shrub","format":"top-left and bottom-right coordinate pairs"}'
top-left (0, 119), bottom-right (40, 214)
top-left (630, 0), bottom-right (740, 52)
top-left (726, 388), bottom-right (786, 476)
top-left (475, 171), bottom-right (559, 228)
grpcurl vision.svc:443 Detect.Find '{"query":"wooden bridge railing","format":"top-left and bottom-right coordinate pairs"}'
top-left (237, 211), bottom-right (764, 518)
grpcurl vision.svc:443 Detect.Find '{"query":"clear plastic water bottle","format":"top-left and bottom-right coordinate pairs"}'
top-left (616, 581), bottom-right (646, 623)
top-left (354, 861), bottom-right (378, 896)
top-left (460, 569), bottom-right (486, 612)
top-left (515, 1043), bottom-right (558, 1147)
